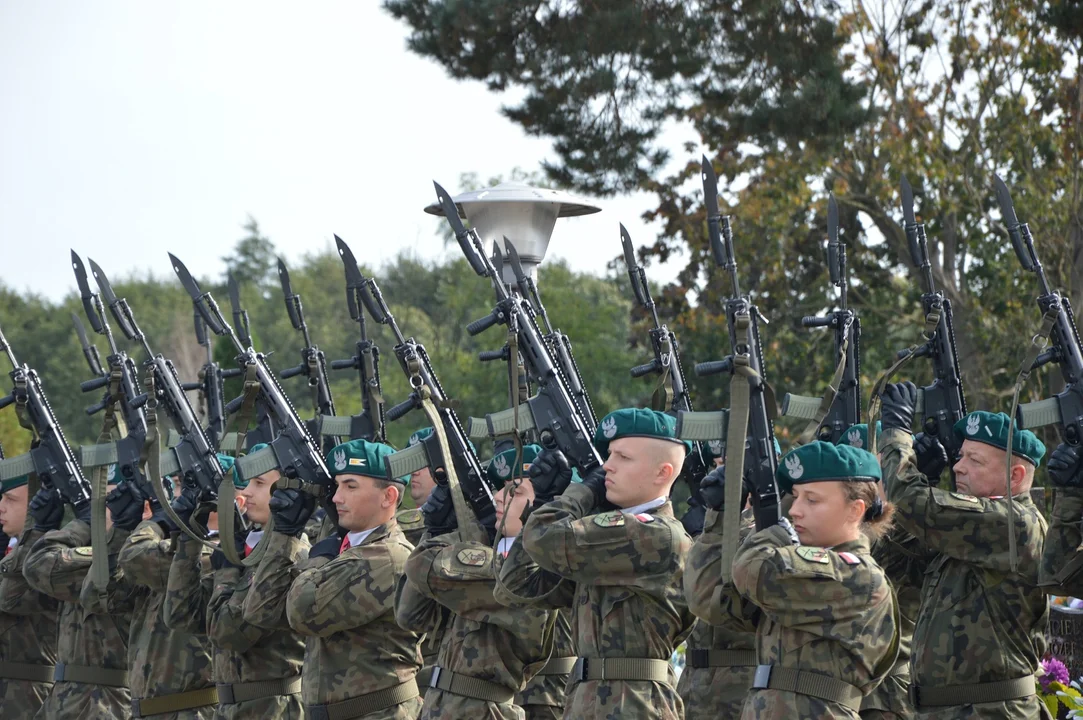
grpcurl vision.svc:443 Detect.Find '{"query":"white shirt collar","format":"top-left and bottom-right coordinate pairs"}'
top-left (346, 527), bottom-right (376, 548)
top-left (497, 536), bottom-right (517, 557)
top-left (620, 496), bottom-right (668, 516)
top-left (7, 537), bottom-right (17, 550)
top-left (245, 530), bottom-right (264, 548)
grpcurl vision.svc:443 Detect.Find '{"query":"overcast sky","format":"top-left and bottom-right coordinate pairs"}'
top-left (0, 2), bottom-right (690, 302)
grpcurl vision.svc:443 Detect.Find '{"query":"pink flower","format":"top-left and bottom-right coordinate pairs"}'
top-left (1040, 657), bottom-right (1070, 691)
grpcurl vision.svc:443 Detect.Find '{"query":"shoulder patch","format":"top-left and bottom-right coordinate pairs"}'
top-left (397, 509), bottom-right (423, 525)
top-left (837, 551), bottom-right (862, 566)
top-left (795, 546), bottom-right (830, 564)
top-left (593, 511), bottom-right (626, 528)
top-left (456, 548), bottom-right (491, 567)
top-left (950, 492), bottom-right (981, 503)
top-left (632, 513), bottom-right (655, 524)
top-left (73, 547), bottom-right (93, 557)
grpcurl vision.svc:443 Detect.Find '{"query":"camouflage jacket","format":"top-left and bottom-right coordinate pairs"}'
top-left (682, 509), bottom-right (761, 719)
top-left (515, 605), bottom-right (573, 716)
top-left (396, 529), bottom-right (551, 720)
top-left (498, 483), bottom-right (694, 720)
top-left (118, 520), bottom-right (214, 715)
top-left (245, 522), bottom-right (423, 718)
top-left (396, 508), bottom-right (425, 548)
top-left (0, 527), bottom-right (59, 717)
top-left (860, 527), bottom-right (927, 716)
top-left (1040, 486), bottom-right (1083, 595)
top-left (881, 427), bottom-right (1049, 718)
top-left (23, 519), bottom-right (137, 719)
top-left (729, 524), bottom-right (898, 719)
top-left (164, 532), bottom-right (307, 719)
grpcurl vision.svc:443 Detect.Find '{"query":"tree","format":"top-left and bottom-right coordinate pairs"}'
top-left (222, 216), bottom-right (278, 293)
top-left (386, 0), bottom-right (1083, 442)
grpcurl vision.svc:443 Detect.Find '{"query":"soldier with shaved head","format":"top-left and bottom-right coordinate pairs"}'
top-left (497, 408), bottom-right (695, 720)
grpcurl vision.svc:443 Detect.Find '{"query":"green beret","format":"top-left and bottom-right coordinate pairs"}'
top-left (953, 411), bottom-right (1046, 466)
top-left (835, 422), bottom-right (882, 451)
top-left (776, 441), bottom-right (881, 494)
top-left (701, 437), bottom-right (781, 463)
top-left (0, 474), bottom-right (28, 494)
top-left (594, 408), bottom-right (689, 458)
top-left (328, 438), bottom-right (397, 482)
top-left (408, 427), bottom-right (433, 447)
top-left (486, 444), bottom-right (541, 485)
top-left (219, 451), bottom-right (245, 489)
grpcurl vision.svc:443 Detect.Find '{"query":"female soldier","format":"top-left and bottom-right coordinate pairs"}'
top-left (723, 441), bottom-right (899, 719)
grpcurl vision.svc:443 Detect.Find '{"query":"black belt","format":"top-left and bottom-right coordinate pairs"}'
top-left (305, 678), bottom-right (419, 720)
top-left (53, 662), bottom-right (128, 688)
top-left (910, 675), bottom-right (1035, 708)
top-left (751, 665), bottom-right (863, 712)
top-left (216, 675), bottom-right (302, 705)
top-left (687, 649), bottom-right (757, 669)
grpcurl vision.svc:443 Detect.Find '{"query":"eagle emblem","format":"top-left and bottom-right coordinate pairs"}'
top-left (708, 439), bottom-right (723, 455)
top-left (493, 455), bottom-right (510, 479)
top-left (846, 429), bottom-right (863, 448)
top-left (966, 414), bottom-right (980, 436)
top-left (601, 417), bottom-right (618, 439)
top-left (333, 449), bottom-right (347, 471)
top-left (785, 455), bottom-right (804, 480)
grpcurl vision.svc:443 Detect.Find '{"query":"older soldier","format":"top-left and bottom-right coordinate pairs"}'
top-left (164, 443), bottom-right (307, 718)
top-left (24, 475), bottom-right (139, 718)
top-left (0, 474), bottom-right (59, 717)
top-left (395, 444), bottom-right (551, 720)
top-left (114, 460), bottom-right (240, 720)
top-left (879, 383), bottom-right (1050, 719)
top-left (498, 408), bottom-right (695, 719)
top-left (489, 444), bottom-right (575, 720)
top-left (243, 437), bottom-right (423, 719)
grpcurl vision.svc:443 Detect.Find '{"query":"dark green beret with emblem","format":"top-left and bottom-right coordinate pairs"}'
top-left (327, 438), bottom-right (398, 482)
top-left (215, 452), bottom-right (245, 489)
top-left (486, 444), bottom-right (541, 485)
top-left (700, 437), bottom-right (781, 463)
top-left (0, 474), bottom-right (28, 494)
top-left (409, 426), bottom-right (475, 455)
top-left (953, 410), bottom-right (1045, 466)
top-left (594, 408), bottom-right (690, 458)
top-left (776, 440), bottom-right (881, 494)
top-left (835, 422), bottom-right (882, 452)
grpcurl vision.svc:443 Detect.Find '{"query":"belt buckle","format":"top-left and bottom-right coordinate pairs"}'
top-left (429, 666), bottom-right (442, 689)
top-left (752, 664), bottom-right (772, 690)
top-left (908, 683), bottom-right (919, 707)
top-left (306, 706), bottom-right (330, 720)
top-left (217, 684), bottom-right (235, 705)
top-left (571, 657), bottom-right (587, 683)
top-left (53, 663), bottom-right (66, 683)
top-left (130, 699), bottom-right (142, 718)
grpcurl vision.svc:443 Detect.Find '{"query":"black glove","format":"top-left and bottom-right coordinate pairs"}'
top-left (308, 535), bottom-right (342, 560)
top-left (913, 432), bottom-right (949, 482)
top-left (210, 532), bottom-right (247, 571)
top-left (73, 499), bottom-right (92, 524)
top-left (268, 488), bottom-right (316, 538)
top-left (680, 497), bottom-right (706, 536)
top-left (528, 449), bottom-right (573, 507)
top-left (580, 466), bottom-right (608, 508)
top-left (880, 381), bottom-right (917, 432)
top-left (158, 486), bottom-right (199, 533)
top-left (698, 465), bottom-right (728, 511)
top-left (30, 487), bottom-right (64, 531)
top-left (422, 483), bottom-right (458, 536)
top-left (105, 481), bottom-right (145, 532)
top-left (1049, 443), bottom-right (1083, 488)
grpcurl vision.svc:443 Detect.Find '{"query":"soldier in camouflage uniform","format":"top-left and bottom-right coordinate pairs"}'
top-left (164, 444), bottom-right (308, 719)
top-left (0, 474), bottom-right (59, 717)
top-left (879, 384), bottom-right (1050, 719)
top-left (488, 444), bottom-right (575, 720)
top-left (243, 438), bottom-right (423, 719)
top-left (709, 441), bottom-right (899, 719)
top-left (114, 461), bottom-right (241, 719)
top-left (24, 475), bottom-right (140, 719)
top-left (395, 443), bottom-right (551, 720)
top-left (498, 408), bottom-right (695, 719)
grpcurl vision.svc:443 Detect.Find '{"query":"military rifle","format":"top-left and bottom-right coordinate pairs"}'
top-left (72, 312), bottom-right (106, 379)
top-left (87, 258), bottom-right (248, 532)
top-left (781, 195), bottom-right (863, 444)
top-left (0, 323), bottom-right (91, 507)
top-left (328, 236), bottom-right (387, 443)
top-left (693, 156), bottom-right (779, 531)
top-left (436, 181), bottom-right (604, 478)
top-left (276, 257), bottom-right (338, 452)
top-left (180, 313), bottom-right (241, 450)
top-left (343, 256), bottom-right (497, 523)
top-left (222, 273), bottom-right (277, 450)
top-left (71, 251), bottom-right (151, 499)
top-left (898, 176), bottom-right (967, 460)
top-left (620, 223), bottom-right (710, 492)
top-left (170, 254), bottom-right (331, 498)
top-left (996, 176), bottom-right (1083, 443)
